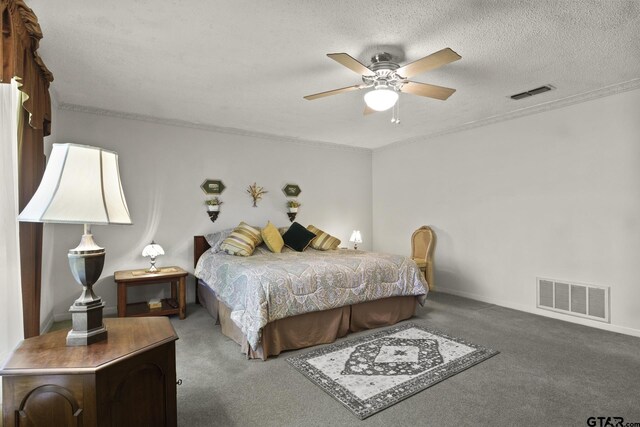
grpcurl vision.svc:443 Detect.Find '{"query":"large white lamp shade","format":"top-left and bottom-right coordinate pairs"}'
top-left (18, 143), bottom-right (132, 225)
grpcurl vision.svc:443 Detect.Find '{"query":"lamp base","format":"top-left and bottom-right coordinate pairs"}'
top-left (66, 227), bottom-right (108, 346)
top-left (147, 257), bottom-right (159, 273)
top-left (67, 299), bottom-right (108, 346)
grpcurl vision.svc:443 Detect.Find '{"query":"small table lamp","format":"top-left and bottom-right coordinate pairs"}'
top-left (142, 241), bottom-right (164, 272)
top-left (18, 143), bottom-right (132, 346)
top-left (350, 230), bottom-right (362, 250)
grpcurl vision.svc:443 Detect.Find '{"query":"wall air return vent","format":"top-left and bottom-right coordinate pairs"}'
top-left (510, 85), bottom-right (554, 100)
top-left (536, 277), bottom-right (609, 323)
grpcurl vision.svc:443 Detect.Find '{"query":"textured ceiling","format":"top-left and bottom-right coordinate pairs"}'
top-left (30, 0), bottom-right (640, 149)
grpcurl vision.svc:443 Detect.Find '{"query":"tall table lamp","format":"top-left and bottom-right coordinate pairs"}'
top-left (349, 230), bottom-right (362, 250)
top-left (18, 143), bottom-right (132, 346)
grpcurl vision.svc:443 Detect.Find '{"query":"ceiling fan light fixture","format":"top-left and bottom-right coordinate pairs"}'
top-left (364, 87), bottom-right (398, 112)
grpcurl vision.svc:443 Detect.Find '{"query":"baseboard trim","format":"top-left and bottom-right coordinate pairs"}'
top-left (40, 310), bottom-right (55, 334)
top-left (52, 306), bottom-right (118, 322)
top-left (436, 286), bottom-right (640, 338)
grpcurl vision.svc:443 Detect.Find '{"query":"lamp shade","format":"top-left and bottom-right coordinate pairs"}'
top-left (364, 87), bottom-right (398, 112)
top-left (349, 230), bottom-right (362, 244)
top-left (142, 242), bottom-right (165, 258)
top-left (18, 143), bottom-right (132, 225)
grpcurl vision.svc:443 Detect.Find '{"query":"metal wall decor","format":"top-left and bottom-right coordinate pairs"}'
top-left (201, 179), bottom-right (226, 195)
top-left (282, 184), bottom-right (301, 197)
top-left (207, 211), bottom-right (220, 223)
top-left (247, 182), bottom-right (267, 207)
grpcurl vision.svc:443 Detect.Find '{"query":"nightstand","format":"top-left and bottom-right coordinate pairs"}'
top-left (114, 266), bottom-right (188, 319)
top-left (0, 317), bottom-right (178, 427)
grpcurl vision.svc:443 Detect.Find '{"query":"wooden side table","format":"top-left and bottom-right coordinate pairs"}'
top-left (0, 317), bottom-right (178, 427)
top-left (114, 266), bottom-right (188, 319)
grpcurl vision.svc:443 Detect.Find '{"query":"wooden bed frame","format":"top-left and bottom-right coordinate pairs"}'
top-left (193, 235), bottom-right (419, 359)
top-left (193, 236), bottom-right (212, 305)
top-left (194, 235), bottom-right (211, 269)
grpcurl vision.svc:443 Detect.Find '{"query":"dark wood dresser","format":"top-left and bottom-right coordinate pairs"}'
top-left (0, 317), bottom-right (178, 427)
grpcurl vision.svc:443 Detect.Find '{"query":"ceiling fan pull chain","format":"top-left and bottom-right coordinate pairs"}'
top-left (391, 97), bottom-right (400, 124)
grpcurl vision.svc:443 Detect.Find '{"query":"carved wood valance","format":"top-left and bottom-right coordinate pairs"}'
top-left (1, 0), bottom-right (53, 135)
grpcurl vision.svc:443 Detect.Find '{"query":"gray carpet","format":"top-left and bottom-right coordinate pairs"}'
top-left (171, 292), bottom-right (640, 427)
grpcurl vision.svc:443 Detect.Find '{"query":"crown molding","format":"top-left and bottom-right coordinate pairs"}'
top-left (59, 78), bottom-right (640, 154)
top-left (376, 78), bottom-right (640, 152)
top-left (57, 103), bottom-right (372, 153)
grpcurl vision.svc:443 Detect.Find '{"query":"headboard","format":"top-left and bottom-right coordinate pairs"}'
top-left (193, 236), bottom-right (211, 268)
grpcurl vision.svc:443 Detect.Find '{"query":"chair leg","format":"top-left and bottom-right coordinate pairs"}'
top-left (426, 264), bottom-right (434, 291)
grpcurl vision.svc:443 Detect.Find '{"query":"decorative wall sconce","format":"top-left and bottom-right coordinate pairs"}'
top-left (283, 184), bottom-right (302, 221)
top-left (201, 179), bottom-right (226, 195)
top-left (282, 183), bottom-right (302, 197)
top-left (247, 182), bottom-right (267, 207)
top-left (205, 197), bottom-right (223, 223)
top-left (286, 200), bottom-right (301, 222)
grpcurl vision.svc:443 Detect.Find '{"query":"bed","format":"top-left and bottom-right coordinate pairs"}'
top-left (193, 235), bottom-right (428, 359)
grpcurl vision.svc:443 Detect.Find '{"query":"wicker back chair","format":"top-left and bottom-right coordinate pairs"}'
top-left (411, 226), bottom-right (436, 290)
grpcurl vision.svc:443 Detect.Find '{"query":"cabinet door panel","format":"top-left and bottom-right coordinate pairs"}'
top-left (110, 363), bottom-right (166, 427)
top-left (17, 384), bottom-right (83, 427)
top-left (98, 343), bottom-right (176, 427)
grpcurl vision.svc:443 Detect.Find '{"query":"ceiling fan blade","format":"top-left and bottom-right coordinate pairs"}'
top-left (395, 48), bottom-right (461, 78)
top-left (303, 85), bottom-right (364, 100)
top-left (363, 105), bottom-right (377, 115)
top-left (327, 53), bottom-right (375, 77)
top-left (401, 81), bottom-right (456, 100)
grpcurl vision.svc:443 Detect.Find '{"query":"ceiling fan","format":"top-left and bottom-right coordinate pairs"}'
top-left (303, 48), bottom-right (461, 116)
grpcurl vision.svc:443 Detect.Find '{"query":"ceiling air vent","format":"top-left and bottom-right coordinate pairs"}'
top-left (510, 85), bottom-right (554, 100)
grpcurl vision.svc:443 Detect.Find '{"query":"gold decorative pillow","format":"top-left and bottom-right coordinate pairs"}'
top-left (219, 222), bottom-right (262, 256)
top-left (261, 221), bottom-right (284, 253)
top-left (307, 225), bottom-right (341, 250)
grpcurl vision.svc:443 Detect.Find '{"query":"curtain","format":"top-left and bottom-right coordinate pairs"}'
top-left (0, 80), bottom-right (24, 363)
top-left (1, 0), bottom-right (53, 338)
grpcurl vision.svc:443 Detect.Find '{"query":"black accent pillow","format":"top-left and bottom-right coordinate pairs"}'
top-left (282, 222), bottom-right (316, 252)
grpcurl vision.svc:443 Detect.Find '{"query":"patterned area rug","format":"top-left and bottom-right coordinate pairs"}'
top-left (287, 323), bottom-right (498, 419)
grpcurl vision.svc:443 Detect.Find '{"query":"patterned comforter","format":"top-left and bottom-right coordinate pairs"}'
top-left (195, 247), bottom-right (428, 350)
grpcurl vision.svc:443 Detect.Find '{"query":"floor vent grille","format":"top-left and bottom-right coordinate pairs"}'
top-left (537, 277), bottom-right (609, 323)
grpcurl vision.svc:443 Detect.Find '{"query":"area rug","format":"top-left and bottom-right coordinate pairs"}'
top-left (287, 323), bottom-right (498, 419)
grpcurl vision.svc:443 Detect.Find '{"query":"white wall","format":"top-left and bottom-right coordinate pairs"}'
top-left (373, 88), bottom-right (640, 335)
top-left (44, 109), bottom-right (372, 320)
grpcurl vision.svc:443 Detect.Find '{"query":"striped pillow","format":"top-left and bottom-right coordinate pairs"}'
top-left (219, 222), bottom-right (262, 256)
top-left (307, 225), bottom-right (341, 250)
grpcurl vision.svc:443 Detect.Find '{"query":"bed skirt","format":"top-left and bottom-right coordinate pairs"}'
top-left (197, 280), bottom-right (418, 360)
